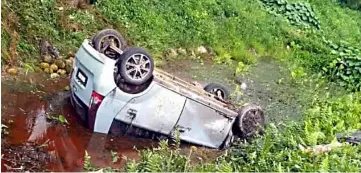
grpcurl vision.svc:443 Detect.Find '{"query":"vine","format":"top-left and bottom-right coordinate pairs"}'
top-left (324, 38), bottom-right (361, 91)
top-left (260, 0), bottom-right (320, 29)
top-left (260, 0), bottom-right (360, 91)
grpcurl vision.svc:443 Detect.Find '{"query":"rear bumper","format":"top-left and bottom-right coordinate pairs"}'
top-left (70, 91), bottom-right (90, 126)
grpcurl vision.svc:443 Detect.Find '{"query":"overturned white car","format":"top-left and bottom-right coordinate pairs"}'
top-left (69, 29), bottom-right (265, 149)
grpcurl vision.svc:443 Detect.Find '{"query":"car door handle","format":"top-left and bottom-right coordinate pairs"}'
top-left (127, 109), bottom-right (137, 120)
top-left (177, 125), bottom-right (191, 133)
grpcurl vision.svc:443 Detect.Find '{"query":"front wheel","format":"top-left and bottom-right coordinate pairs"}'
top-left (117, 47), bottom-right (154, 85)
top-left (232, 104), bottom-right (265, 139)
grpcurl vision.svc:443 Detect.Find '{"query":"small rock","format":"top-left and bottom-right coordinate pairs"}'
top-left (177, 48), bottom-right (187, 55)
top-left (6, 67), bottom-right (18, 75)
top-left (50, 73), bottom-right (60, 79)
top-left (40, 62), bottom-right (50, 69)
top-left (240, 83), bottom-right (247, 90)
top-left (206, 47), bottom-right (214, 54)
top-left (65, 64), bottom-right (73, 74)
top-left (64, 86), bottom-right (70, 91)
top-left (190, 50), bottom-right (196, 58)
top-left (69, 57), bottom-right (74, 64)
top-left (67, 51), bottom-right (75, 58)
top-left (43, 55), bottom-right (53, 63)
top-left (167, 48), bottom-right (178, 58)
top-left (34, 67), bottom-right (42, 72)
top-left (55, 59), bottom-right (66, 69)
top-left (60, 62), bottom-right (66, 69)
top-left (44, 68), bottom-right (51, 74)
top-left (50, 64), bottom-right (59, 72)
top-left (57, 69), bottom-right (66, 75)
top-left (197, 46), bottom-right (208, 54)
top-left (65, 59), bottom-right (72, 66)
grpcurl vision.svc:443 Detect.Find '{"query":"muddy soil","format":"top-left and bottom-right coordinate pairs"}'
top-left (162, 56), bottom-right (305, 123)
top-left (1, 73), bottom-right (156, 172)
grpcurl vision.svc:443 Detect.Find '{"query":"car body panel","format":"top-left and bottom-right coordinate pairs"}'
top-left (94, 82), bottom-right (157, 133)
top-left (152, 69), bottom-right (238, 117)
top-left (115, 84), bottom-right (186, 134)
top-left (175, 99), bottom-right (235, 148)
top-left (70, 40), bottom-right (118, 107)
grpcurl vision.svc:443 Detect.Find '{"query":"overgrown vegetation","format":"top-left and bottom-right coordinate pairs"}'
top-left (118, 77), bottom-right (360, 172)
top-left (1, 0), bottom-right (118, 69)
top-left (95, 0), bottom-right (361, 91)
top-left (340, 0), bottom-right (361, 10)
top-left (117, 92), bottom-right (361, 172)
top-left (2, 0), bottom-right (361, 172)
top-left (2, 0), bottom-right (360, 90)
top-left (261, 0), bottom-right (321, 29)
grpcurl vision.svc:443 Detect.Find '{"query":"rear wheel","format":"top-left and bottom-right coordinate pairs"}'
top-left (232, 104), bottom-right (265, 139)
top-left (204, 83), bottom-right (230, 100)
top-left (117, 47), bottom-right (154, 85)
top-left (92, 29), bottom-right (127, 59)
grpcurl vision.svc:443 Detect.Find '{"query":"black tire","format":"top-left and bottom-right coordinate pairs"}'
top-left (219, 130), bottom-right (234, 150)
top-left (204, 82), bottom-right (230, 100)
top-left (92, 29), bottom-right (127, 59)
top-left (232, 104), bottom-right (265, 139)
top-left (118, 47), bottom-right (154, 85)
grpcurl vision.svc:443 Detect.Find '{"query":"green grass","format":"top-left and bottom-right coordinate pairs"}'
top-left (120, 89), bottom-right (361, 172)
top-left (310, 0), bottom-right (361, 44)
top-left (2, 0), bottom-right (360, 90)
top-left (1, 0), bottom-right (117, 66)
top-left (96, 0), bottom-right (291, 60)
top-left (95, 0), bottom-right (361, 90)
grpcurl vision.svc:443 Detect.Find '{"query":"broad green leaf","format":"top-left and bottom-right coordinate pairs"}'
top-left (58, 115), bottom-right (68, 124)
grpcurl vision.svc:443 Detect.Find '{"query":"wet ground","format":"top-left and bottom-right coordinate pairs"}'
top-left (1, 73), bottom-right (157, 172)
top-left (162, 56), bottom-right (306, 123)
top-left (1, 72), bottom-right (222, 172)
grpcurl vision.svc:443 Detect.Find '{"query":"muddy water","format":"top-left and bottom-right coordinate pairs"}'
top-left (1, 73), bottom-right (156, 172)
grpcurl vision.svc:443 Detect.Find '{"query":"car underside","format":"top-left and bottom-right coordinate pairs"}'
top-left (69, 29), bottom-right (266, 149)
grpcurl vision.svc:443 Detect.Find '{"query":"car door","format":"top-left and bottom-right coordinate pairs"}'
top-left (115, 84), bottom-right (187, 135)
top-left (174, 98), bottom-right (235, 148)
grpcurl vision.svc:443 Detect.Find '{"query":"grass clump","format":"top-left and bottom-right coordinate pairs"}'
top-left (95, 0), bottom-right (361, 90)
top-left (95, 0), bottom-right (291, 62)
top-left (123, 90), bottom-right (361, 172)
top-left (1, 0), bottom-right (119, 68)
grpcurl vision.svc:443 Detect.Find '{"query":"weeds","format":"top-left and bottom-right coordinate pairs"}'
top-left (95, 0), bottom-right (361, 90)
top-left (2, 0), bottom-right (361, 171)
top-left (83, 151), bottom-right (94, 171)
top-left (122, 76), bottom-right (361, 172)
top-left (1, 0), bottom-right (117, 69)
top-left (110, 150), bottom-right (119, 163)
